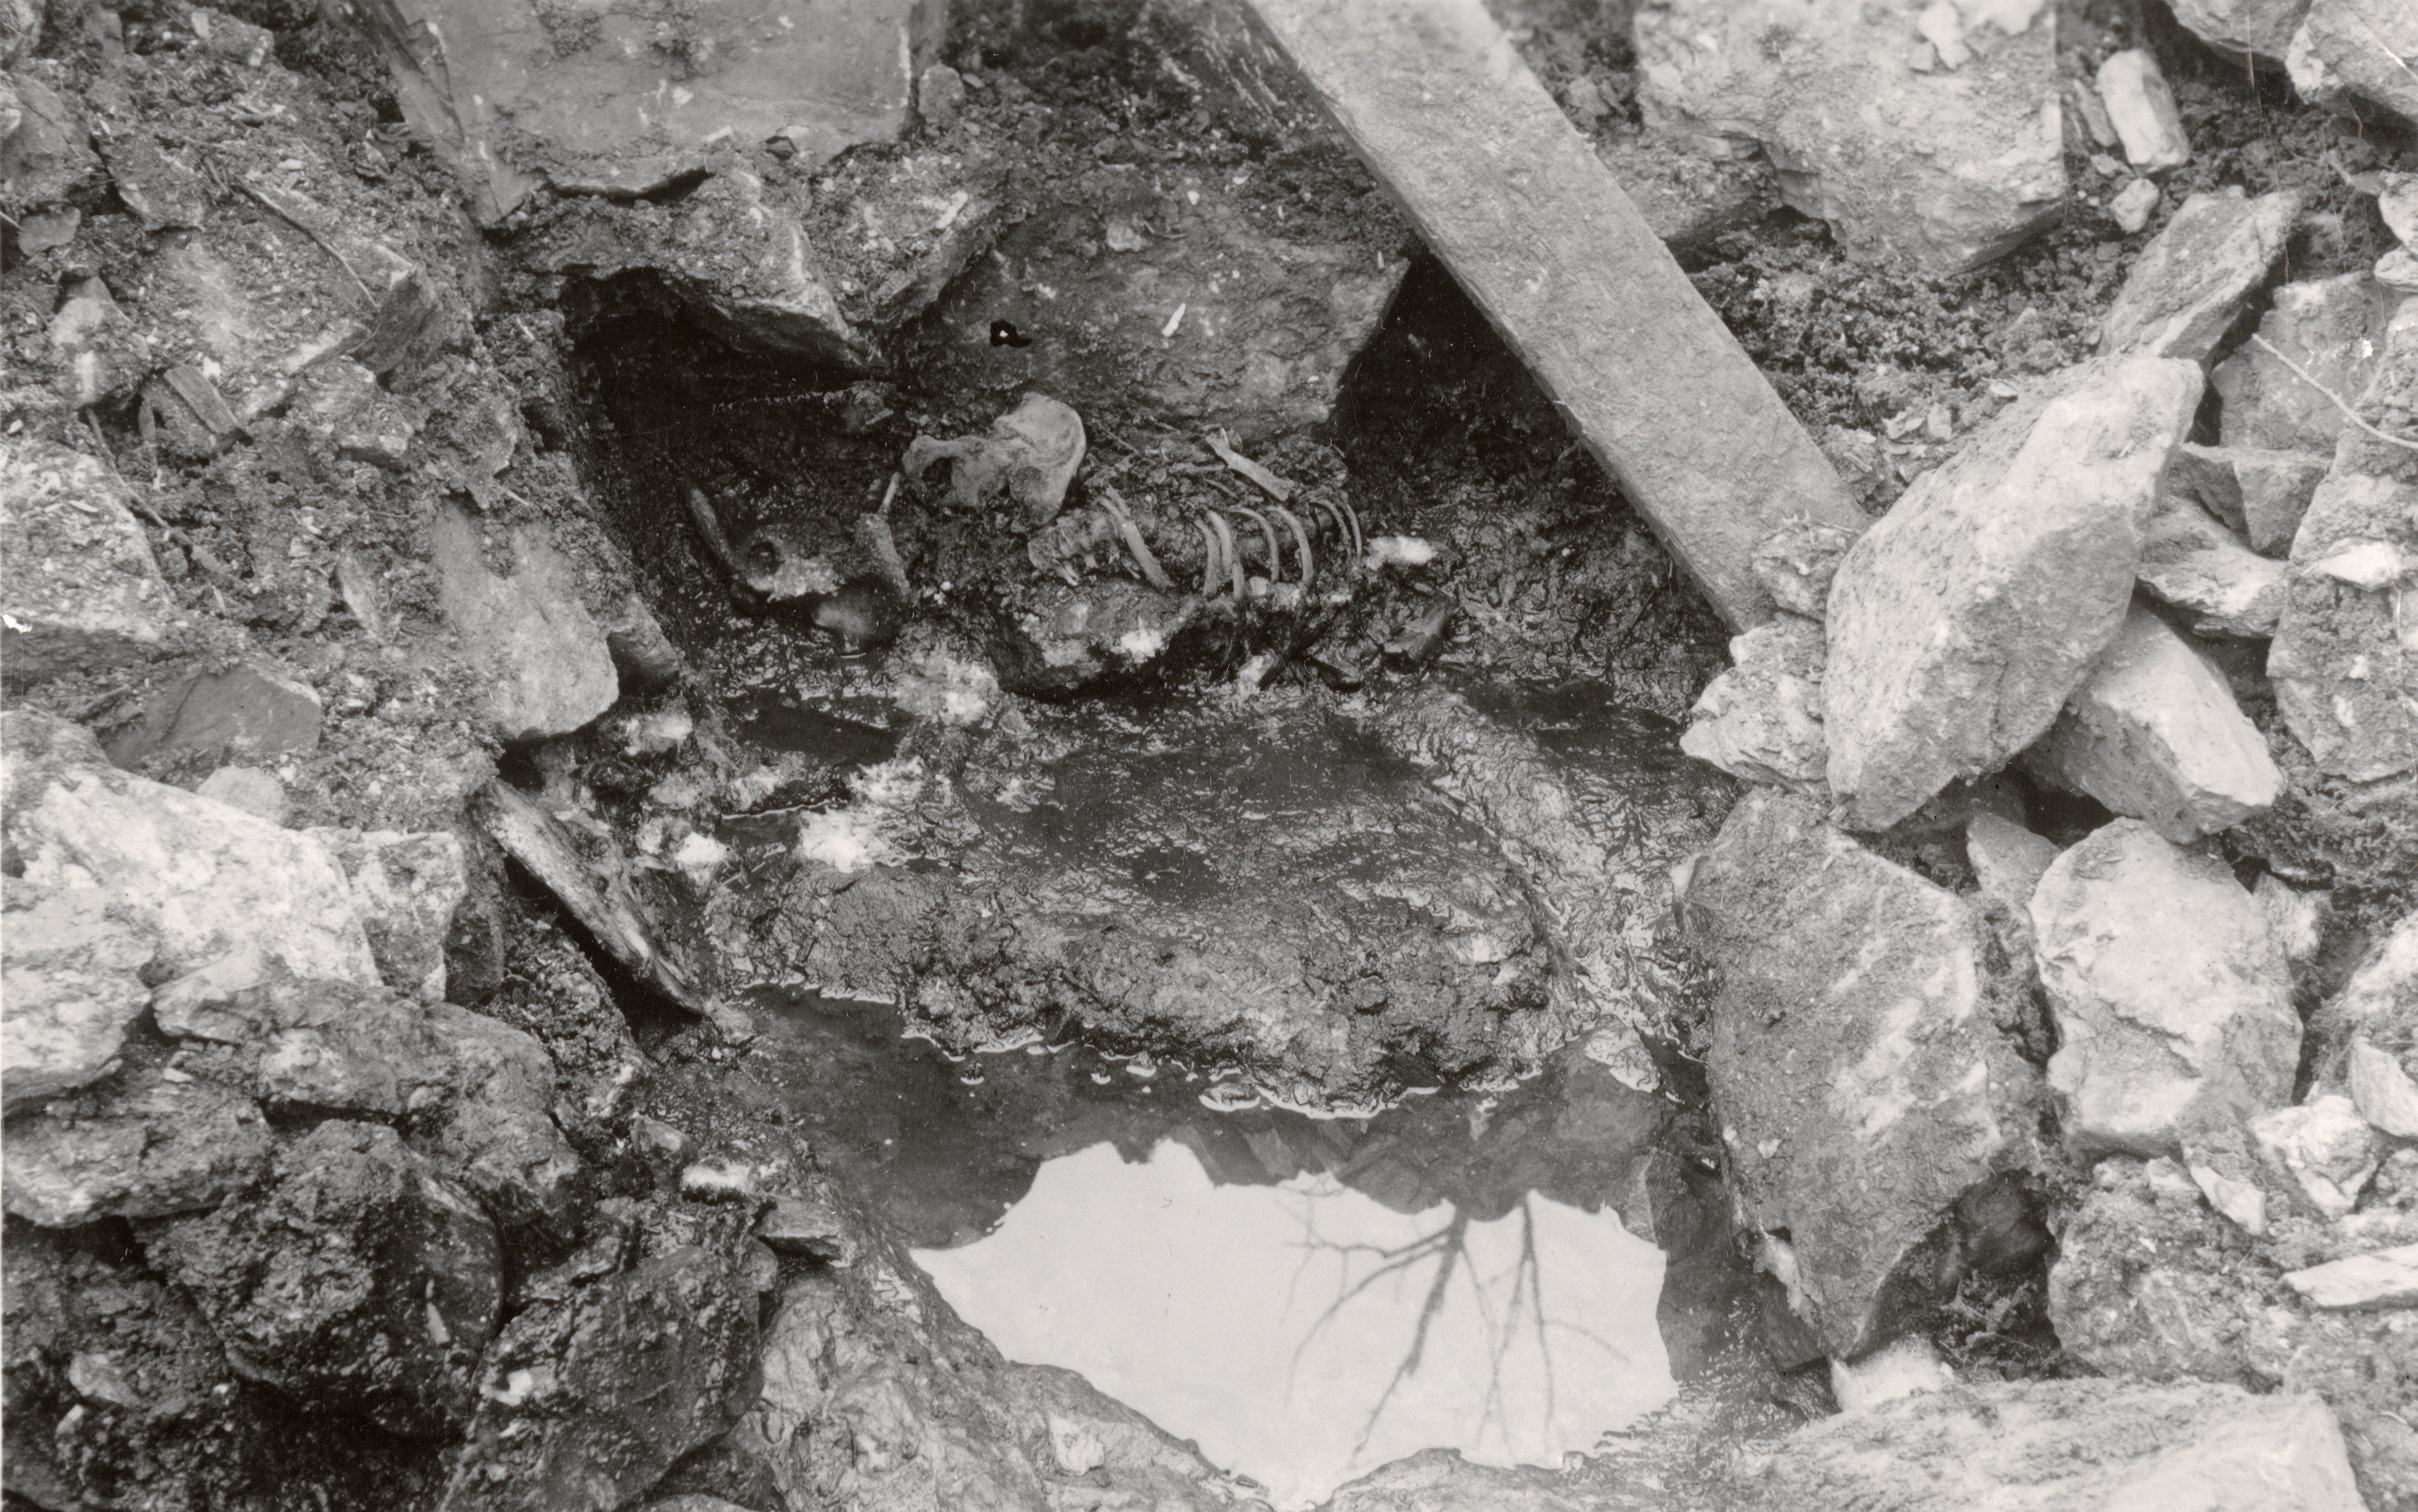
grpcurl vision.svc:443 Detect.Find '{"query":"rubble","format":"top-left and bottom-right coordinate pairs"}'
top-left (1824, 357), bottom-right (2201, 830)
top-left (1, 442), bottom-right (176, 686)
top-left (2096, 51), bottom-right (2191, 170)
top-left (1632, 0), bottom-right (2066, 272)
top-left (1678, 616), bottom-right (1828, 794)
top-left (2029, 820), bottom-right (2300, 1156)
top-left (1682, 791), bottom-right (2042, 1359)
top-left (431, 502), bottom-right (621, 746)
top-left (2099, 188), bottom-right (2300, 362)
top-left (4, 1067), bottom-right (274, 1227)
top-left (2028, 604), bottom-right (2282, 841)
top-left (1748, 519), bottom-right (1857, 620)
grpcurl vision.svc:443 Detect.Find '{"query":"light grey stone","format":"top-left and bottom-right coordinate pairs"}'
top-left (1, 441), bottom-right (173, 686)
top-left (1680, 616), bottom-right (1828, 794)
top-left (0, 887), bottom-right (156, 1113)
top-left (2137, 494), bottom-right (2288, 638)
top-left (2100, 188), bottom-right (2301, 362)
top-left (304, 828), bottom-right (468, 1002)
top-left (2096, 50), bottom-right (2190, 169)
top-left (2251, 1095), bottom-right (2380, 1218)
top-left (2285, 1244), bottom-right (2418, 1310)
top-left (2212, 272), bottom-right (2393, 453)
top-left (430, 501), bottom-right (619, 745)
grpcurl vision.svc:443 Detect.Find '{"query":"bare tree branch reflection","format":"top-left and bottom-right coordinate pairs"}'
top-left (1287, 1195), bottom-right (1636, 1472)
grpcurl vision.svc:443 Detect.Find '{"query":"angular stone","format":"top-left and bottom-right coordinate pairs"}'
top-left (1963, 812), bottom-right (2059, 918)
top-left (2349, 1038), bottom-right (2418, 1137)
top-left (2213, 273), bottom-right (2393, 453)
top-left (3, 1068), bottom-right (272, 1227)
top-left (2250, 1096), bottom-right (2380, 1218)
top-left (105, 661), bottom-right (324, 767)
top-left (2170, 0), bottom-right (2314, 59)
top-left (1679, 616), bottom-right (1828, 794)
top-left (1, 888), bottom-right (156, 1114)
top-left (2101, 188), bottom-right (2301, 363)
top-left (2379, 247), bottom-right (2418, 294)
top-left (2029, 820), bottom-right (2300, 1156)
top-left (2268, 305), bottom-right (2418, 781)
top-left (2108, 176), bottom-right (2161, 234)
top-left (2169, 443), bottom-right (2329, 557)
top-left (2, 710), bottom-right (378, 984)
top-left (2137, 495), bottom-right (2288, 637)
top-left (1731, 1379), bottom-right (2367, 1512)
top-left (1750, 519), bottom-right (1857, 620)
top-left (756, 1189), bottom-right (855, 1265)
top-left (2096, 51), bottom-right (2190, 170)
top-left (2381, 173), bottom-right (2418, 249)
top-left (1824, 357), bottom-right (2202, 829)
top-left (1633, 0), bottom-right (2064, 273)
top-left (440, 1241), bottom-right (760, 1512)
top-left (304, 828), bottom-right (469, 1001)
top-left (2287, 1244), bottom-right (2418, 1310)
top-left (2298, 0), bottom-right (2418, 125)
top-left (0, 72), bottom-right (100, 212)
top-left (1683, 791), bottom-right (2042, 1359)
top-left (1, 442), bottom-right (173, 687)
top-left (2030, 605), bottom-right (2282, 841)
top-left (431, 502), bottom-right (619, 745)
top-left (141, 1120), bottom-right (501, 1436)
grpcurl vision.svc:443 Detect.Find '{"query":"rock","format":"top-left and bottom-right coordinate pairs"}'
top-left (1632, 0), bottom-right (2064, 272)
top-left (2380, 248), bottom-right (2418, 294)
top-left (2095, 51), bottom-right (2190, 169)
top-left (2286, 1244), bottom-right (2418, 1309)
top-left (984, 577), bottom-right (1199, 696)
top-left (755, 1189), bottom-right (855, 1266)
top-left (1, 71), bottom-right (99, 212)
top-left (141, 1120), bottom-right (501, 1436)
top-left (348, 0), bottom-right (930, 224)
top-left (1824, 357), bottom-right (2202, 830)
top-left (916, 63), bottom-right (965, 129)
top-left (1732, 1378), bottom-right (2367, 1512)
top-left (1963, 812), bottom-right (2059, 916)
top-left (531, 172), bottom-right (873, 368)
top-left (2296, 0), bottom-right (2418, 125)
top-left (290, 357), bottom-right (418, 470)
top-left (2250, 1096), bottom-right (2380, 1218)
top-left (4, 1066), bottom-right (272, 1227)
top-left (2170, 0), bottom-right (2314, 59)
top-left (601, 593), bottom-right (682, 692)
top-left (2268, 302), bottom-right (2418, 781)
top-left (1830, 1337), bottom-right (1954, 1414)
top-left (1679, 616), bottom-right (1828, 794)
top-left (102, 134), bottom-right (210, 232)
top-left (431, 502), bottom-right (619, 745)
top-left (1, 442), bottom-right (174, 687)
top-left (2212, 273), bottom-right (2393, 453)
top-left (2381, 173), bottom-right (2418, 249)
top-left (105, 661), bottom-right (324, 767)
top-left (439, 1241), bottom-right (760, 1512)
top-left (2252, 872), bottom-right (2328, 982)
top-left (2028, 605), bottom-right (2281, 842)
top-left (2100, 188), bottom-right (2300, 362)
top-left (195, 766), bottom-right (285, 824)
top-left (304, 828), bottom-right (469, 1001)
top-left (2051, 1156), bottom-right (2288, 1375)
top-left (2, 710), bottom-right (379, 984)
top-left (1682, 791), bottom-right (2043, 1359)
top-left (2108, 176), bottom-right (2160, 233)
top-left (46, 274), bottom-right (150, 410)
top-left (2349, 1039), bottom-right (2418, 1136)
top-left (2136, 493), bottom-right (2288, 637)
top-left (902, 394), bottom-right (1087, 528)
top-left (1, 888), bottom-right (156, 1113)
top-left (2029, 819), bottom-right (2299, 1156)
top-left (1750, 519), bottom-right (1857, 619)
top-left (2168, 443), bottom-right (2329, 557)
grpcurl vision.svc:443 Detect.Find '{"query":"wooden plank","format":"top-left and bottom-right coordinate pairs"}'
top-left (1242, 0), bottom-right (1864, 628)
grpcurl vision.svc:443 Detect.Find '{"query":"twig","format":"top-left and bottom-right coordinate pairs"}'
top-left (2248, 334), bottom-right (2418, 455)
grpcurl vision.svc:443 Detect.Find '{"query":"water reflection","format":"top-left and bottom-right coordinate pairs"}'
top-left (914, 1141), bottom-right (1673, 1510)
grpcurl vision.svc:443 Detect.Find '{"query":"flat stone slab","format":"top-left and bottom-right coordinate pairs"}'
top-left (1, 442), bottom-right (175, 687)
top-left (1244, 0), bottom-right (1865, 629)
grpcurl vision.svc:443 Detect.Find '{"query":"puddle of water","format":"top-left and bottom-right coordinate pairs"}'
top-left (748, 989), bottom-right (1763, 1504)
top-left (915, 1139), bottom-right (1674, 1509)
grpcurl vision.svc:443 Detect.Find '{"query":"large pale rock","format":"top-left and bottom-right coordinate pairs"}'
top-left (431, 502), bottom-right (619, 745)
top-left (2171, 0), bottom-right (2314, 59)
top-left (1, 442), bottom-right (174, 687)
top-left (0, 888), bottom-right (156, 1113)
top-left (4, 1067), bottom-right (273, 1227)
top-left (348, 0), bottom-right (935, 224)
top-left (2213, 273), bottom-right (2394, 453)
top-left (2029, 604), bottom-right (2282, 842)
top-left (142, 1120), bottom-right (501, 1437)
top-left (1732, 1379), bottom-right (2366, 1512)
top-left (1679, 616), bottom-right (1827, 793)
top-left (2029, 820), bottom-right (2300, 1156)
top-left (1824, 357), bottom-right (2202, 829)
top-left (2100, 188), bottom-right (2301, 362)
top-left (305, 828), bottom-right (469, 1001)
top-left (1682, 791), bottom-right (2042, 1359)
top-left (2136, 495), bottom-right (2288, 637)
top-left (2268, 302), bottom-right (2418, 781)
top-left (2297, 0), bottom-right (2418, 125)
top-left (1, 710), bottom-right (378, 985)
top-left (1632, 0), bottom-right (2064, 274)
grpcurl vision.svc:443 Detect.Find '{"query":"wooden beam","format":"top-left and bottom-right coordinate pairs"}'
top-left (1243, 0), bottom-right (1864, 628)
